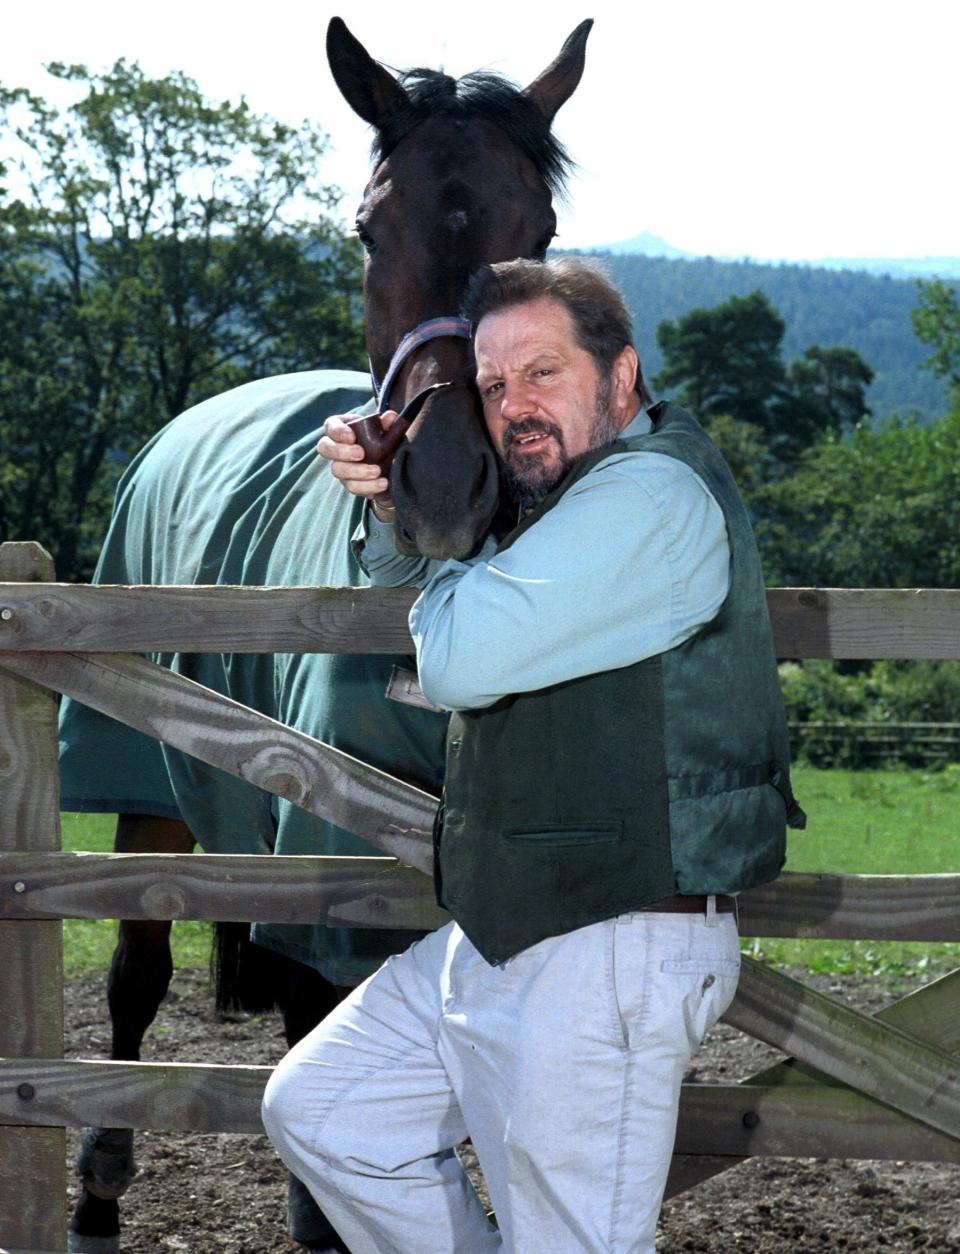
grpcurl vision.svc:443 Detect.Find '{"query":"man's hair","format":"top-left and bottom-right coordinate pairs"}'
top-left (462, 257), bottom-right (652, 402)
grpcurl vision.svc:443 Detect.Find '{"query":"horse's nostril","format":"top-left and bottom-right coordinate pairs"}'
top-left (470, 454), bottom-right (495, 507)
top-left (395, 444), bottom-right (416, 500)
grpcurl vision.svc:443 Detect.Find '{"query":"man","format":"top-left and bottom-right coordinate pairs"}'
top-left (262, 258), bottom-right (802, 1253)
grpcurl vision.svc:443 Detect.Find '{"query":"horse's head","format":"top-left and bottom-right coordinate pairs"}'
top-left (327, 18), bottom-right (592, 559)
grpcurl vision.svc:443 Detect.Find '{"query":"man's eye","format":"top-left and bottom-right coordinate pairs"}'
top-left (481, 382), bottom-right (503, 400)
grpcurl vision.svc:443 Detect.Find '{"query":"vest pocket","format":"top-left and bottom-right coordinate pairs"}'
top-left (503, 822), bottom-right (622, 846)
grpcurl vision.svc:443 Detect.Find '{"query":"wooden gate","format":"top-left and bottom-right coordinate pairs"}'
top-left (1, 539), bottom-right (959, 1252)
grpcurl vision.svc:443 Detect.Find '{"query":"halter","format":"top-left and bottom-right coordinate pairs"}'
top-left (371, 316), bottom-right (472, 413)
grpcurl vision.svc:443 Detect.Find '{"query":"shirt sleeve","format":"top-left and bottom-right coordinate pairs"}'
top-left (410, 451), bottom-right (731, 712)
top-left (350, 505), bottom-right (436, 589)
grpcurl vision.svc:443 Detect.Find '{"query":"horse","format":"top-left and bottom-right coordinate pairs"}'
top-left (59, 16), bottom-right (592, 1253)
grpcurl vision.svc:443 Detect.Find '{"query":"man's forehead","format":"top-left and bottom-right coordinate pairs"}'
top-left (474, 297), bottom-right (579, 366)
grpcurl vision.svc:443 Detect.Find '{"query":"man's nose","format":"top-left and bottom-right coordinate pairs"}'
top-left (500, 378), bottom-right (535, 420)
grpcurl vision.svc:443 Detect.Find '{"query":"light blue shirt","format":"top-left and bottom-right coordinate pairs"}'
top-left (353, 411), bottom-right (731, 712)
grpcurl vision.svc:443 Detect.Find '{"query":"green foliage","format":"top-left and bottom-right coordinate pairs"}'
top-left (571, 250), bottom-right (954, 421)
top-left (772, 345), bottom-right (874, 462)
top-left (779, 659), bottom-right (960, 768)
top-left (0, 60), bottom-right (364, 579)
top-left (654, 290), bottom-right (873, 467)
top-left (699, 413), bottom-right (771, 500)
top-left (654, 290), bottom-right (786, 428)
top-left (759, 405), bottom-right (960, 587)
top-left (911, 278), bottom-right (960, 393)
top-left (785, 657), bottom-right (960, 728)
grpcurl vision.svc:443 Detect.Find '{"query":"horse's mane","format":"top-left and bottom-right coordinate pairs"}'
top-left (373, 68), bottom-right (572, 198)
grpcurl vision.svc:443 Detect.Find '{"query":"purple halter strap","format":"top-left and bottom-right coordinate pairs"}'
top-left (371, 316), bottom-right (472, 412)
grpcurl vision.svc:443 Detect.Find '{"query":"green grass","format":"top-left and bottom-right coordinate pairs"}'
top-left (745, 763), bottom-right (960, 978)
top-left (60, 812), bottom-right (210, 980)
top-left (60, 766), bottom-right (960, 981)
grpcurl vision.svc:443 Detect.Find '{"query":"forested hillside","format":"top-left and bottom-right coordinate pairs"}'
top-left (567, 252), bottom-right (953, 421)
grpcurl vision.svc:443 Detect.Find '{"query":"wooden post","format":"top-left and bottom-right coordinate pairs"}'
top-left (0, 543), bottom-right (67, 1251)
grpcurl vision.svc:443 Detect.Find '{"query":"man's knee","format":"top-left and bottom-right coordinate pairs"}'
top-left (262, 1049), bottom-right (360, 1176)
top-left (262, 1056), bottom-right (306, 1164)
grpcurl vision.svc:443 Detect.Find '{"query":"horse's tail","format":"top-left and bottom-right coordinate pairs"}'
top-left (211, 921), bottom-right (281, 1014)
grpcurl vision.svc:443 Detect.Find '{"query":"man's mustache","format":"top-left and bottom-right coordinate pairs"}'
top-left (503, 419), bottom-right (566, 455)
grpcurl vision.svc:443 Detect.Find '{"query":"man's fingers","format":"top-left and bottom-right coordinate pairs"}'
top-left (317, 433), bottom-right (366, 463)
top-left (317, 410), bottom-right (396, 505)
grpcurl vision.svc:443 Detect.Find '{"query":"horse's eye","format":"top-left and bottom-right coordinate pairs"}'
top-left (355, 224), bottom-right (378, 256)
top-left (532, 229), bottom-right (556, 261)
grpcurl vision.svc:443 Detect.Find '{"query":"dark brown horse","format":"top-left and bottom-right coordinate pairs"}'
top-left (62, 17), bottom-right (591, 1253)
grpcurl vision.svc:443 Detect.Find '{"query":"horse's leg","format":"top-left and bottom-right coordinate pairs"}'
top-left (273, 952), bottom-right (351, 1253)
top-left (69, 815), bottom-right (194, 1254)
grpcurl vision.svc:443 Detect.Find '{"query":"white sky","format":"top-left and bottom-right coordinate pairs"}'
top-left (2, 0), bottom-right (957, 260)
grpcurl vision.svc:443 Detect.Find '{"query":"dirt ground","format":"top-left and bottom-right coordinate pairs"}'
top-left (62, 965), bottom-right (960, 1253)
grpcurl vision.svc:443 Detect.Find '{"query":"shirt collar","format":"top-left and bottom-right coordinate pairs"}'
top-left (620, 409), bottom-right (655, 440)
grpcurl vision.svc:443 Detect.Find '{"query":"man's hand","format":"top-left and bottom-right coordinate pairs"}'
top-left (317, 412), bottom-right (399, 522)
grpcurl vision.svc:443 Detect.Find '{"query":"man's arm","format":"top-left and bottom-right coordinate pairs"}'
top-left (411, 452), bottom-right (731, 712)
top-left (350, 507), bottom-right (439, 589)
top-left (319, 409), bottom-right (441, 588)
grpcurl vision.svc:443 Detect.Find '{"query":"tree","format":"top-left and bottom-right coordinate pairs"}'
top-left (771, 345), bottom-right (873, 462)
top-left (655, 291), bottom-right (875, 469)
top-left (758, 402), bottom-right (960, 589)
top-left (654, 290), bottom-right (786, 429)
top-left (0, 61), bottom-right (364, 579)
top-left (911, 278), bottom-right (960, 394)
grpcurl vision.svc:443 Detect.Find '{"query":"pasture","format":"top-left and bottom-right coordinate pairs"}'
top-left (60, 762), bottom-right (960, 982)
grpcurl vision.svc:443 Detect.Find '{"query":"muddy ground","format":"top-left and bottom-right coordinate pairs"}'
top-left (61, 966), bottom-right (960, 1253)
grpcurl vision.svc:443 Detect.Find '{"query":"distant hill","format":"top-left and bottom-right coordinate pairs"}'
top-left (596, 234), bottom-right (960, 281)
top-left (560, 251), bottom-right (955, 421)
top-left (802, 256), bottom-right (960, 281)
top-left (596, 231), bottom-right (696, 260)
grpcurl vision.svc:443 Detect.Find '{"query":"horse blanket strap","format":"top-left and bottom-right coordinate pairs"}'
top-left (385, 665), bottom-right (447, 715)
top-left (372, 316), bottom-right (472, 412)
top-left (638, 894), bottom-right (737, 914)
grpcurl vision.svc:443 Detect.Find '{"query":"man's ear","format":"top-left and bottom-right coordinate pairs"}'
top-left (612, 346), bottom-right (640, 418)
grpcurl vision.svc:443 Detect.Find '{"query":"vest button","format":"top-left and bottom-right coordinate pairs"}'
top-left (449, 738), bottom-right (462, 752)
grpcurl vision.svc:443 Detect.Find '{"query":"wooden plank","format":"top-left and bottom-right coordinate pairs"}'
top-left (767, 587), bottom-right (960, 659)
top-left (2, 1058), bottom-right (958, 1166)
top-left (0, 544), bottom-right (66, 1254)
top-left (0, 1058), bottom-right (268, 1134)
top-left (0, 852), bottom-right (448, 930)
top-left (676, 1082), bottom-right (960, 1163)
top-left (0, 583), bottom-right (416, 654)
top-left (667, 967), bottom-right (960, 1197)
top-left (737, 871), bottom-right (960, 941)
top-left (0, 1248), bottom-right (66, 1253)
top-left (721, 956), bottom-right (960, 1143)
top-left (2, 855), bottom-right (958, 942)
top-left (0, 650), bottom-right (437, 876)
top-left (1, 584), bottom-right (959, 660)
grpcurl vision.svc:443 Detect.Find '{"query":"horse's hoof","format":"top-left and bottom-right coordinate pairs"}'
top-left (67, 1234), bottom-right (121, 1254)
top-left (287, 1173), bottom-right (349, 1251)
top-left (76, 1126), bottom-right (137, 1198)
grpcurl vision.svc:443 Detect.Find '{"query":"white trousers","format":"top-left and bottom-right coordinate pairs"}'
top-left (262, 907), bottom-right (740, 1254)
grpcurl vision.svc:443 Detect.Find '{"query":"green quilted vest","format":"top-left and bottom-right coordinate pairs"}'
top-left (435, 401), bottom-right (803, 963)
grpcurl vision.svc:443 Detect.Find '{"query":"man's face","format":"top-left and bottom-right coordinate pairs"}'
top-left (474, 297), bottom-right (623, 506)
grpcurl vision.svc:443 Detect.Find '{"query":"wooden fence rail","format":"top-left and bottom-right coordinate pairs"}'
top-left (1, 540), bottom-right (959, 1252)
top-left (1, 582), bottom-right (960, 658)
top-left (1, 854), bottom-right (959, 942)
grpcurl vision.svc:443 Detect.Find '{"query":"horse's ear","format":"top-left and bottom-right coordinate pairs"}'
top-left (522, 19), bottom-right (593, 123)
top-left (327, 17), bottom-right (410, 131)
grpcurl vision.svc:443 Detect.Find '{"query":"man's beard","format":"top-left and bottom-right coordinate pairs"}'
top-left (501, 378), bottom-right (620, 509)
